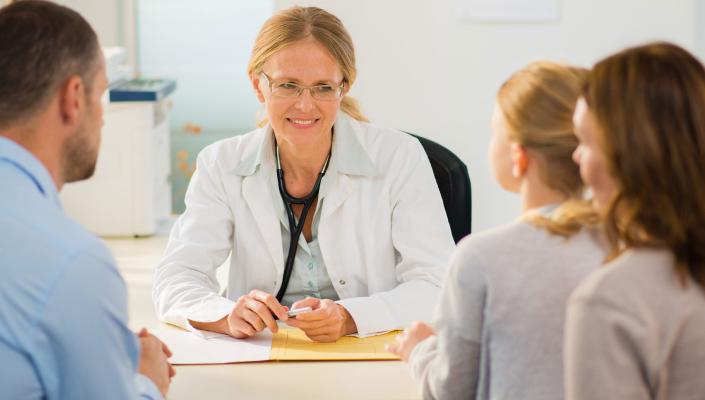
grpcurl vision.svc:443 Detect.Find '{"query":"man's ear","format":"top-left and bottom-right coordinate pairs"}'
top-left (250, 73), bottom-right (266, 103)
top-left (511, 142), bottom-right (529, 178)
top-left (59, 75), bottom-right (85, 125)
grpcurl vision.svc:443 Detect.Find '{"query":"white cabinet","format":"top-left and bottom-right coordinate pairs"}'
top-left (60, 100), bottom-right (172, 237)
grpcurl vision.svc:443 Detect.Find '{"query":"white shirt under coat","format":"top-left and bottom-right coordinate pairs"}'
top-left (153, 112), bottom-right (455, 336)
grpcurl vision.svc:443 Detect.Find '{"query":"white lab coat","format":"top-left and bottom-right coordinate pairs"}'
top-left (153, 112), bottom-right (455, 335)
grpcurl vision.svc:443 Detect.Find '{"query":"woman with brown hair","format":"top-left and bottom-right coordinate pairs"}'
top-left (566, 42), bottom-right (705, 399)
top-left (153, 6), bottom-right (455, 342)
top-left (388, 62), bottom-right (605, 400)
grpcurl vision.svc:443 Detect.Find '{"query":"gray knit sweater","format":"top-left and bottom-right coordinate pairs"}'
top-left (408, 220), bottom-right (605, 400)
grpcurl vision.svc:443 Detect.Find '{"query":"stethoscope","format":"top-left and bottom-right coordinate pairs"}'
top-left (274, 140), bottom-right (331, 302)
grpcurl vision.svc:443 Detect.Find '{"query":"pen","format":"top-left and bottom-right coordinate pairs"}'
top-left (287, 306), bottom-right (312, 317)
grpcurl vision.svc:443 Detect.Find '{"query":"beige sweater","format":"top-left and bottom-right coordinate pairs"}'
top-left (565, 248), bottom-right (705, 400)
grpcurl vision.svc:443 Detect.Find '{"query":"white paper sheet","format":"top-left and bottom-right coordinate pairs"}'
top-left (153, 327), bottom-right (272, 365)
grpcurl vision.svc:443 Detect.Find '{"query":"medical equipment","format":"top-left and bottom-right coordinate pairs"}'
top-left (274, 141), bottom-right (330, 301)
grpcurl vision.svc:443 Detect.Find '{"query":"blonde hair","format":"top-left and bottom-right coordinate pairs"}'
top-left (247, 6), bottom-right (368, 127)
top-left (498, 61), bottom-right (598, 236)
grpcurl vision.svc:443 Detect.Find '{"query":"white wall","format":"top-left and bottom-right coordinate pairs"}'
top-left (56, 0), bottom-right (123, 45)
top-left (56, 0), bottom-right (138, 66)
top-left (56, 0), bottom-right (699, 232)
top-left (276, 0), bottom-right (697, 232)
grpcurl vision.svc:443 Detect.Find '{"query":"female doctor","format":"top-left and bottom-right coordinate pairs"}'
top-left (153, 6), bottom-right (455, 342)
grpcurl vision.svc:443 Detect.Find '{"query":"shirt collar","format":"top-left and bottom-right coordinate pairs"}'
top-left (233, 112), bottom-right (379, 177)
top-left (0, 136), bottom-right (61, 207)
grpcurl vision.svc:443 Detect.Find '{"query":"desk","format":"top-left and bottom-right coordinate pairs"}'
top-left (105, 236), bottom-right (422, 400)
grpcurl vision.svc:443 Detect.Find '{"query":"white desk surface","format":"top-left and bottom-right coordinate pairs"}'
top-left (105, 236), bottom-right (421, 400)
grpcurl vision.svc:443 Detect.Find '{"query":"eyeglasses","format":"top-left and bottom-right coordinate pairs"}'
top-left (260, 72), bottom-right (345, 101)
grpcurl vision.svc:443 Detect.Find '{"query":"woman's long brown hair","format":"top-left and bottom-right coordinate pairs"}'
top-left (585, 42), bottom-right (705, 287)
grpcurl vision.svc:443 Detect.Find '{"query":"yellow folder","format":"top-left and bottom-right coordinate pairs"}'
top-left (270, 327), bottom-right (401, 361)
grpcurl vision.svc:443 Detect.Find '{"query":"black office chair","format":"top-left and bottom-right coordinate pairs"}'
top-left (406, 132), bottom-right (472, 243)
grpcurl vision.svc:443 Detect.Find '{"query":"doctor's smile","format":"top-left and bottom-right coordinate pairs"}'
top-left (287, 118), bottom-right (320, 128)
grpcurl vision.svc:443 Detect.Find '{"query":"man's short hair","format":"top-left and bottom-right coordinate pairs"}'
top-left (0, 0), bottom-right (100, 129)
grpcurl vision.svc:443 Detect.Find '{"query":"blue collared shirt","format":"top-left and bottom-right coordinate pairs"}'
top-left (0, 137), bottom-right (162, 399)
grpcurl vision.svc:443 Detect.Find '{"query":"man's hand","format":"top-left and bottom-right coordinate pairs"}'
top-left (137, 328), bottom-right (175, 396)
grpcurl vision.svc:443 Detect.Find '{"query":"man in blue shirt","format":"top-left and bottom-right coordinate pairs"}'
top-left (0, 1), bottom-right (173, 398)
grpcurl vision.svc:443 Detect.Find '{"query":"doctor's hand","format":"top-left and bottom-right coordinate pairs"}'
top-left (386, 321), bottom-right (435, 362)
top-left (226, 289), bottom-right (289, 338)
top-left (284, 297), bottom-right (357, 342)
